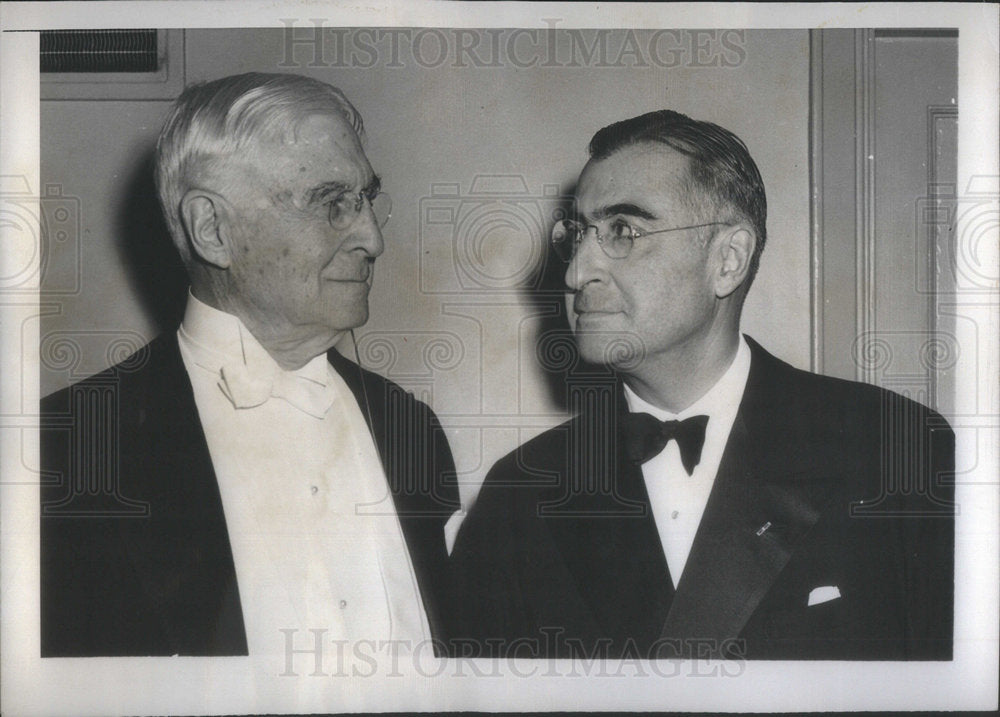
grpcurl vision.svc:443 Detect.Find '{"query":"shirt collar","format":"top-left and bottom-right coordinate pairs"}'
top-left (623, 335), bottom-right (752, 423)
top-left (178, 291), bottom-right (330, 386)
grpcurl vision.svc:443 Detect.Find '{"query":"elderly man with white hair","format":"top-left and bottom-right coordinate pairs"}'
top-left (41, 73), bottom-right (458, 658)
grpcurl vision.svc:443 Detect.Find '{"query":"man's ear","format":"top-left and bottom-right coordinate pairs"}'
top-left (713, 226), bottom-right (756, 299)
top-left (180, 189), bottom-right (233, 269)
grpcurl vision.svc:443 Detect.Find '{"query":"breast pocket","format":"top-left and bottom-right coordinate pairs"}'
top-left (761, 588), bottom-right (868, 642)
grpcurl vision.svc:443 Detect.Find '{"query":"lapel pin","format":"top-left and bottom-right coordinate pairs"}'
top-left (756, 521), bottom-right (772, 537)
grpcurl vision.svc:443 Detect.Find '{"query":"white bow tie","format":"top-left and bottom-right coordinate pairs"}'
top-left (218, 361), bottom-right (336, 418)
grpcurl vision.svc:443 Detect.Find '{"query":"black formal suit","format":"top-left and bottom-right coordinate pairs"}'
top-left (41, 332), bottom-right (459, 657)
top-left (451, 337), bottom-right (954, 660)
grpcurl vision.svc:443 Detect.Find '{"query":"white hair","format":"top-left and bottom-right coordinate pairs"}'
top-left (154, 72), bottom-right (364, 261)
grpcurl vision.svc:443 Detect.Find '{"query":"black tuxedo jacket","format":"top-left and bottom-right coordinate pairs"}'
top-left (451, 337), bottom-right (954, 660)
top-left (41, 332), bottom-right (459, 657)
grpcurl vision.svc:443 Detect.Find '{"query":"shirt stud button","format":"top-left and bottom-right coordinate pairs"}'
top-left (310, 485), bottom-right (319, 495)
top-left (671, 510), bottom-right (679, 519)
top-left (339, 600), bottom-right (348, 609)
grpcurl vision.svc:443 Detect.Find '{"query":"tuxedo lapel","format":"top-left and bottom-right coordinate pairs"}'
top-left (542, 384), bottom-right (675, 650)
top-left (117, 334), bottom-right (247, 655)
top-left (659, 339), bottom-right (835, 657)
top-left (327, 348), bottom-right (458, 642)
top-left (327, 348), bottom-right (447, 518)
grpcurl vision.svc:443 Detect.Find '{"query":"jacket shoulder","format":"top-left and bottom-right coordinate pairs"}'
top-left (477, 417), bottom-right (580, 494)
top-left (41, 334), bottom-right (174, 415)
top-left (744, 335), bottom-right (953, 436)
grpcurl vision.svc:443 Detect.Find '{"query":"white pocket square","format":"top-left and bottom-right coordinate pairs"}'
top-left (808, 585), bottom-right (841, 606)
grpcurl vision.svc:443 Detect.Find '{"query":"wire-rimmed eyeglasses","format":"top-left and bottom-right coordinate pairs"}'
top-left (551, 218), bottom-right (726, 262)
top-left (327, 189), bottom-right (392, 230)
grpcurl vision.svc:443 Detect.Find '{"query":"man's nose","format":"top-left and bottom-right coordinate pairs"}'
top-left (346, 203), bottom-right (385, 258)
top-left (564, 227), bottom-right (602, 291)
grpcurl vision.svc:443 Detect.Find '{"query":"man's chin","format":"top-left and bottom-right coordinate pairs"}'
top-left (340, 308), bottom-right (369, 332)
top-left (575, 331), bottom-right (647, 370)
top-left (320, 301), bottom-right (369, 336)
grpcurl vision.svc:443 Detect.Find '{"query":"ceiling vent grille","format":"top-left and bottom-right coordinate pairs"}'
top-left (40, 30), bottom-right (159, 73)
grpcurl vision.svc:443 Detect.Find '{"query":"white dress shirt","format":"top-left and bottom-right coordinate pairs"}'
top-left (176, 293), bottom-right (429, 656)
top-left (623, 336), bottom-right (752, 588)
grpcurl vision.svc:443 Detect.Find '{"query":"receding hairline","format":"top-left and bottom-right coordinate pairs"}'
top-left (202, 111), bottom-right (376, 206)
top-left (576, 140), bottom-right (714, 222)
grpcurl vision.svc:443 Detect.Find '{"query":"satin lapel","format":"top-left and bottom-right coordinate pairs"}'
top-left (542, 383), bottom-right (675, 646)
top-left (327, 349), bottom-right (436, 518)
top-left (327, 349), bottom-right (458, 641)
top-left (659, 342), bottom-right (833, 657)
top-left (328, 348), bottom-right (458, 517)
top-left (117, 333), bottom-right (247, 655)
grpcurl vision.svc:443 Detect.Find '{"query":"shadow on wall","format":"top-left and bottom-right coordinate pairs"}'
top-left (116, 147), bottom-right (189, 335)
top-left (519, 183), bottom-right (616, 415)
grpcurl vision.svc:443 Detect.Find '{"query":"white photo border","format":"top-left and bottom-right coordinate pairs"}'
top-left (1, 2), bottom-right (997, 714)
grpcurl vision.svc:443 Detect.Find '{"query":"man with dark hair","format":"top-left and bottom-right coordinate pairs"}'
top-left (451, 110), bottom-right (954, 660)
top-left (41, 73), bottom-right (458, 657)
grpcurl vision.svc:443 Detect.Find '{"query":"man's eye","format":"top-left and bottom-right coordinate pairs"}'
top-left (326, 194), bottom-right (353, 224)
top-left (609, 219), bottom-right (634, 240)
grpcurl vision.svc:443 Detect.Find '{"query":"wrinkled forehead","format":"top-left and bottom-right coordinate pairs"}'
top-left (237, 111), bottom-right (374, 191)
top-left (287, 112), bottom-right (362, 149)
top-left (269, 112), bottom-right (368, 165)
top-left (575, 142), bottom-right (694, 219)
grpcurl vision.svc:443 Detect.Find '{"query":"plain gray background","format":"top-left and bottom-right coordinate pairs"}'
top-left (40, 27), bottom-right (958, 505)
top-left (41, 28), bottom-right (815, 503)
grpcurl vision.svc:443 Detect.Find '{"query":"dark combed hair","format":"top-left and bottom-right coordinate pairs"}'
top-left (588, 109), bottom-right (767, 288)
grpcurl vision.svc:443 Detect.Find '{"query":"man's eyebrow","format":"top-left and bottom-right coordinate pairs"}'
top-left (305, 181), bottom-right (352, 205)
top-left (587, 203), bottom-right (657, 222)
top-left (304, 174), bottom-right (380, 206)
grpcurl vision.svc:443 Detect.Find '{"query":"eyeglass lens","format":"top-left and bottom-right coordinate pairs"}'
top-left (551, 220), bottom-right (631, 262)
top-left (331, 191), bottom-right (391, 230)
top-left (370, 191), bottom-right (392, 229)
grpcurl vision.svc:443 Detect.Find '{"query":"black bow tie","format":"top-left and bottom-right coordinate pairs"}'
top-left (620, 412), bottom-right (709, 475)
